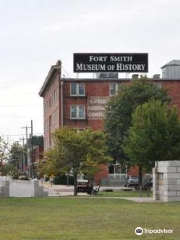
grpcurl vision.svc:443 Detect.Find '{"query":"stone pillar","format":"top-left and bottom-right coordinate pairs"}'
top-left (153, 161), bottom-right (180, 202)
top-left (0, 178), bottom-right (10, 197)
top-left (153, 165), bottom-right (159, 200)
top-left (31, 179), bottom-right (48, 197)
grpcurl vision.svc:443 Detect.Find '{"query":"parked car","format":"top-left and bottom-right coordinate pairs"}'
top-left (77, 179), bottom-right (93, 195)
top-left (18, 174), bottom-right (28, 180)
top-left (134, 177), bottom-right (153, 190)
top-left (124, 176), bottom-right (139, 188)
top-left (142, 178), bottom-right (153, 190)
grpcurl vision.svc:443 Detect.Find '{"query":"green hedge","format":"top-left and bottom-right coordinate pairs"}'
top-left (54, 175), bottom-right (74, 185)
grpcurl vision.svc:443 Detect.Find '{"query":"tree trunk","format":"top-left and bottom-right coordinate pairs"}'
top-left (139, 166), bottom-right (143, 185)
top-left (74, 172), bottom-right (78, 196)
top-left (139, 166), bottom-right (143, 197)
top-left (67, 173), bottom-right (69, 186)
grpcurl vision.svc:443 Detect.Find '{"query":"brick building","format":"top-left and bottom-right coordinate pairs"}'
top-left (39, 60), bottom-right (180, 184)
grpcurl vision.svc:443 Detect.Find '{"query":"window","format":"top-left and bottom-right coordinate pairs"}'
top-left (53, 89), bottom-right (58, 102)
top-left (70, 83), bottom-right (85, 96)
top-left (109, 83), bottom-right (120, 96)
top-left (71, 83), bottom-right (76, 95)
top-left (70, 105), bottom-right (85, 119)
top-left (109, 164), bottom-right (121, 174)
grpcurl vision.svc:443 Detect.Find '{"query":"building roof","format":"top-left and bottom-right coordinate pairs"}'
top-left (62, 77), bottom-right (180, 82)
top-left (39, 60), bottom-right (61, 97)
top-left (161, 60), bottom-right (180, 69)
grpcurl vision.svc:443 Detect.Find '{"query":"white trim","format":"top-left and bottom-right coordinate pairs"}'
top-left (70, 83), bottom-right (85, 96)
top-left (70, 105), bottom-right (86, 119)
top-left (109, 83), bottom-right (120, 96)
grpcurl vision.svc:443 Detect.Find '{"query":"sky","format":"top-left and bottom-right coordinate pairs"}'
top-left (0, 0), bottom-right (180, 144)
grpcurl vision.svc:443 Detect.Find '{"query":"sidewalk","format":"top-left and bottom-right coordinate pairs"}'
top-left (41, 183), bottom-right (156, 202)
top-left (41, 182), bottom-right (74, 196)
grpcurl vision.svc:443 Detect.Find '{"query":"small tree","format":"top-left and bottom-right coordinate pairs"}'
top-left (9, 142), bottom-right (24, 170)
top-left (40, 127), bottom-right (111, 195)
top-left (0, 137), bottom-right (10, 163)
top-left (124, 100), bottom-right (180, 175)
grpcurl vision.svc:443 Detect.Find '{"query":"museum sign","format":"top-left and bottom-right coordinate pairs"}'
top-left (74, 53), bottom-right (148, 73)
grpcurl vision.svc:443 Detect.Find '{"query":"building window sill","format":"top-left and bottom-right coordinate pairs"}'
top-left (70, 95), bottom-right (86, 97)
top-left (70, 118), bottom-right (86, 120)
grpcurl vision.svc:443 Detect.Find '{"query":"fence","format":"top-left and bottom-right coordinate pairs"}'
top-left (0, 177), bottom-right (48, 197)
top-left (101, 174), bottom-right (126, 186)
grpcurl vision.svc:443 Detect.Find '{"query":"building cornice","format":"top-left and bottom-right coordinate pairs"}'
top-left (39, 60), bottom-right (61, 97)
top-left (62, 78), bottom-right (180, 82)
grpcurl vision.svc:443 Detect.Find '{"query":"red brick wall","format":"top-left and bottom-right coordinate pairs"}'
top-left (128, 166), bottom-right (139, 177)
top-left (41, 74), bottom-right (180, 183)
top-left (44, 78), bottom-right (180, 148)
top-left (160, 80), bottom-right (180, 110)
top-left (94, 164), bottom-right (109, 184)
top-left (43, 73), bottom-right (60, 150)
top-left (63, 81), bottom-right (115, 130)
top-left (32, 146), bottom-right (44, 163)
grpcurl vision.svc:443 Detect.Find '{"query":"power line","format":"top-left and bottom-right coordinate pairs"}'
top-left (0, 93), bottom-right (38, 95)
top-left (3, 133), bottom-right (43, 137)
top-left (0, 105), bottom-right (42, 107)
top-left (0, 116), bottom-right (42, 119)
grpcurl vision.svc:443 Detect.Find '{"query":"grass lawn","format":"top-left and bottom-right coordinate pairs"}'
top-left (0, 197), bottom-right (179, 240)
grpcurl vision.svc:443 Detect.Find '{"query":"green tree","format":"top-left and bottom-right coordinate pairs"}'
top-left (9, 142), bottom-right (24, 170)
top-left (40, 127), bottom-right (111, 195)
top-left (104, 78), bottom-right (170, 166)
top-left (0, 138), bottom-right (21, 177)
top-left (27, 135), bottom-right (44, 147)
top-left (0, 137), bottom-right (9, 163)
top-left (124, 100), bottom-right (180, 173)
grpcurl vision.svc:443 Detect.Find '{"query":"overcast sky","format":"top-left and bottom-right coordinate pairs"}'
top-left (0, 0), bottom-right (180, 143)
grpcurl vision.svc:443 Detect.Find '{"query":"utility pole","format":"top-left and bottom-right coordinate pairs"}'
top-left (21, 120), bottom-right (34, 179)
top-left (15, 141), bottom-right (20, 170)
top-left (19, 137), bottom-right (25, 172)
top-left (30, 120), bottom-right (34, 178)
top-left (21, 125), bottom-right (31, 178)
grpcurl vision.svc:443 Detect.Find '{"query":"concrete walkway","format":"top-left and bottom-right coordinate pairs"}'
top-left (42, 183), bottom-right (156, 202)
top-left (1, 178), bottom-right (156, 202)
top-left (41, 182), bottom-right (74, 196)
top-left (111, 197), bottom-right (156, 202)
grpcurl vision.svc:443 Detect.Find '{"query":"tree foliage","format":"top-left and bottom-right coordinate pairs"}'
top-left (104, 78), bottom-right (170, 164)
top-left (124, 100), bottom-right (180, 171)
top-left (39, 127), bottom-right (111, 195)
top-left (9, 142), bottom-right (24, 169)
top-left (28, 135), bottom-right (44, 147)
top-left (0, 137), bottom-right (10, 163)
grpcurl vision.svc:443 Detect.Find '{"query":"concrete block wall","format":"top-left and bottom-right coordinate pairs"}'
top-left (153, 161), bottom-right (180, 202)
top-left (31, 179), bottom-right (48, 197)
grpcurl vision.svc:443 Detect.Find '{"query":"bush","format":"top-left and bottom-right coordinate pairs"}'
top-left (54, 175), bottom-right (74, 185)
top-left (10, 169), bottom-right (22, 179)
